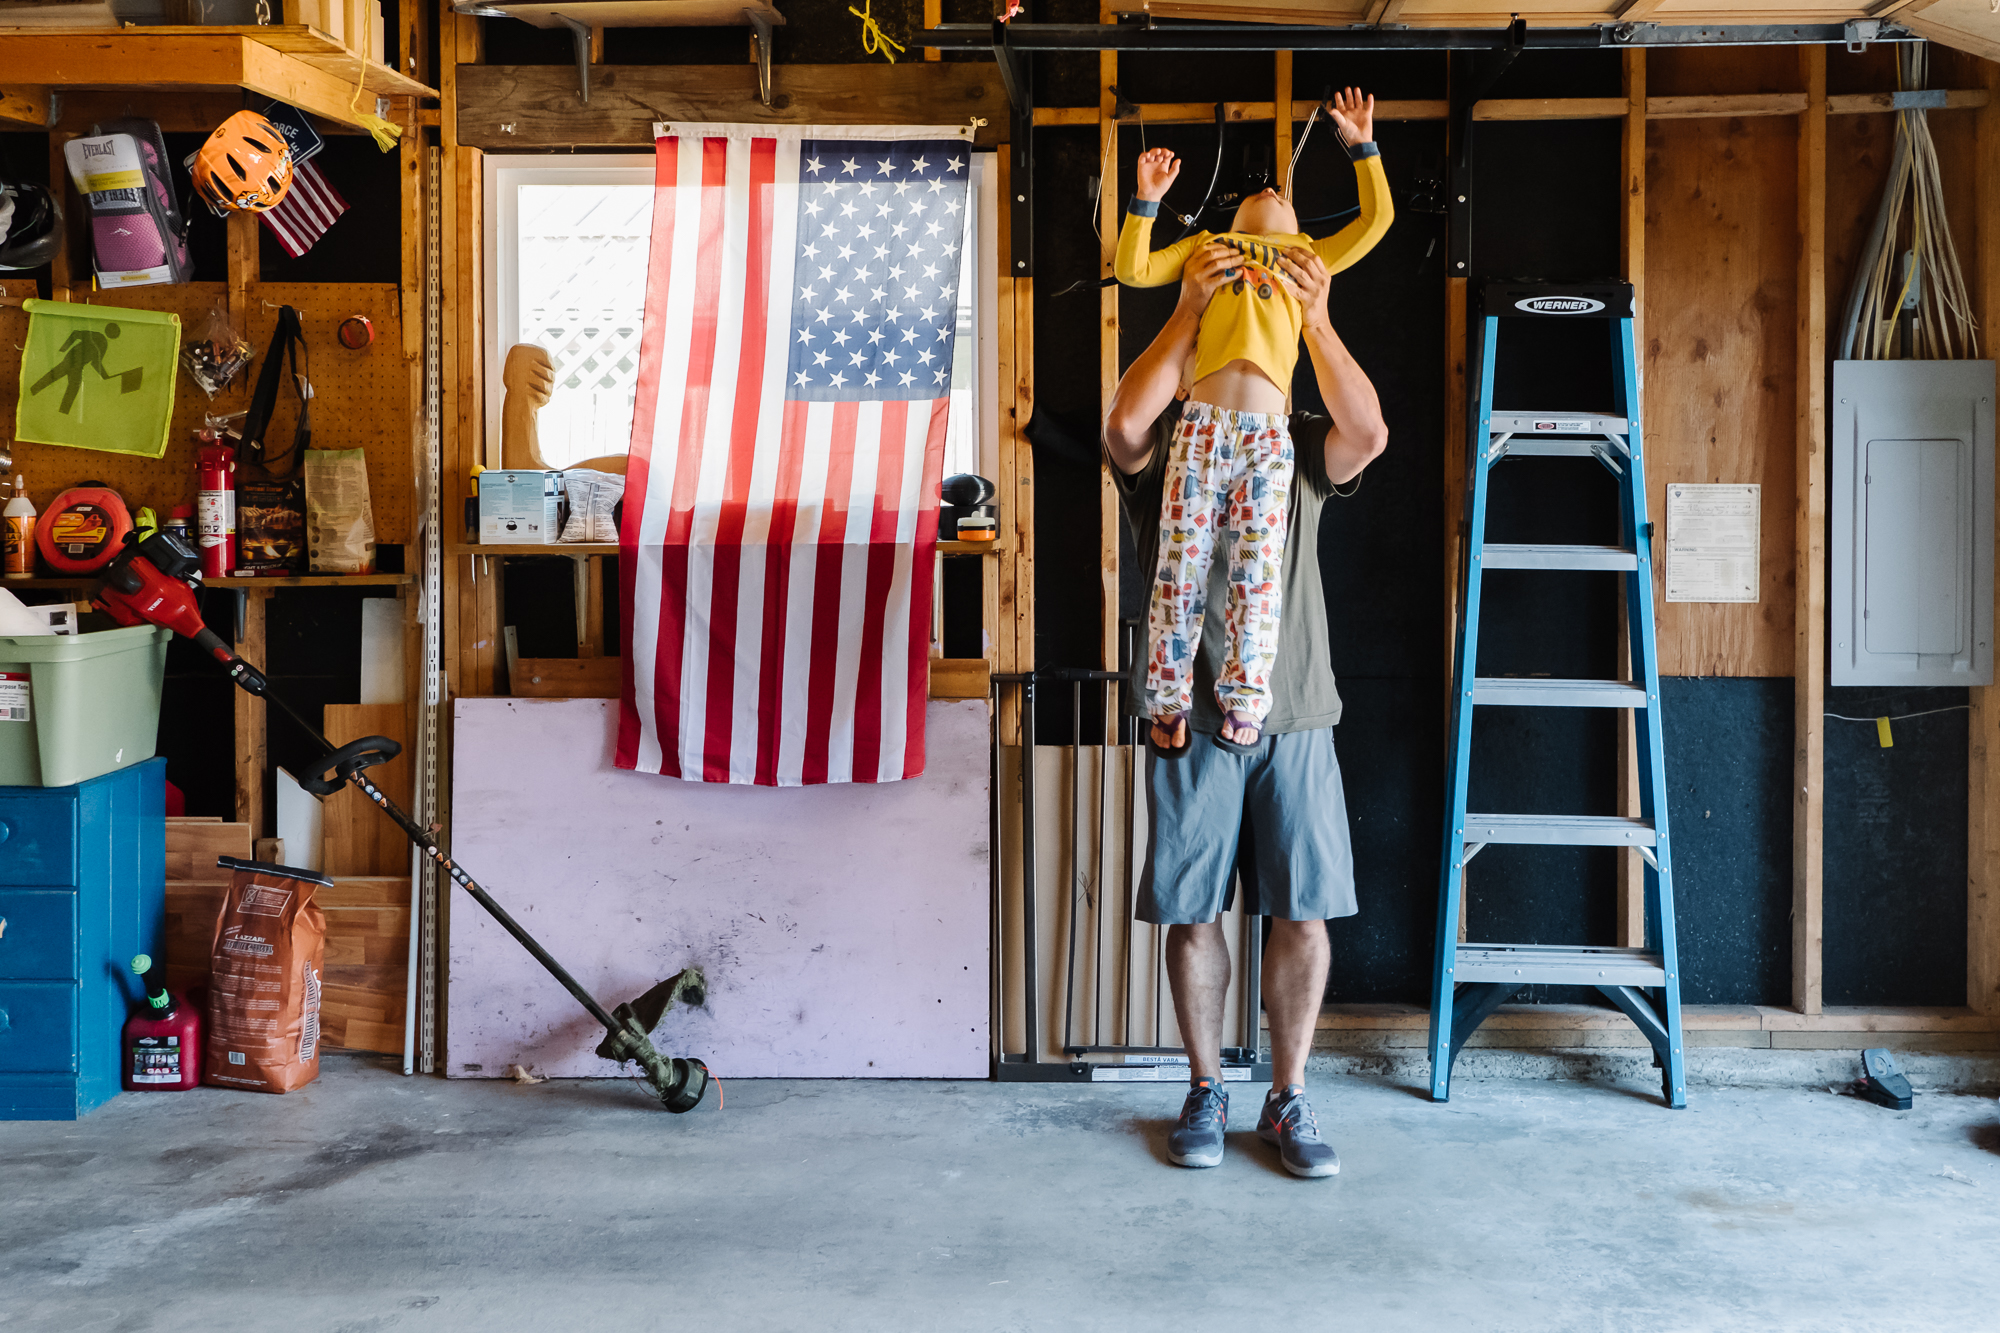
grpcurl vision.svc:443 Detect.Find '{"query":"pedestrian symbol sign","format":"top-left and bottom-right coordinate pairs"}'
top-left (15, 298), bottom-right (178, 459)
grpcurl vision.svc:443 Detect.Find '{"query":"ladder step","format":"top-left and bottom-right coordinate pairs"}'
top-left (1454, 944), bottom-right (1666, 987)
top-left (1460, 813), bottom-right (1656, 847)
top-left (1472, 678), bottom-right (1649, 708)
top-left (1481, 543), bottom-right (1638, 572)
top-left (1489, 411), bottom-right (1630, 437)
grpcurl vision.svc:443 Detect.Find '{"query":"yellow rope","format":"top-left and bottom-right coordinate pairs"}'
top-left (348, 63), bottom-right (404, 153)
top-left (849, 0), bottom-right (906, 63)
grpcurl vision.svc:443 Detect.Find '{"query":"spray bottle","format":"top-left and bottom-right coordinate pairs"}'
top-left (122, 954), bottom-right (203, 1091)
top-left (195, 430), bottom-right (236, 579)
top-left (3, 476), bottom-right (35, 579)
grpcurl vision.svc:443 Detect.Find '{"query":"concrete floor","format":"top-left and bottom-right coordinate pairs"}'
top-left (5, 1055), bottom-right (1999, 1332)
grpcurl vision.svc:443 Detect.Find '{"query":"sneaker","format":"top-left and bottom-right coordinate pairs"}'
top-left (1167, 1079), bottom-right (1229, 1168)
top-left (1257, 1085), bottom-right (1339, 1179)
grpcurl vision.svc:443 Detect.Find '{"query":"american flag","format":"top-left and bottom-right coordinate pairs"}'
top-left (617, 124), bottom-right (973, 786)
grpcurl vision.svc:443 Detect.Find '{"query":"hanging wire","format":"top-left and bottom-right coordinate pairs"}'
top-left (1837, 42), bottom-right (1979, 361)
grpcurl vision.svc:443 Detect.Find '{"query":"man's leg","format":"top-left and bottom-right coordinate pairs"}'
top-left (1262, 918), bottom-right (1330, 1089)
top-left (1164, 920), bottom-right (1231, 1083)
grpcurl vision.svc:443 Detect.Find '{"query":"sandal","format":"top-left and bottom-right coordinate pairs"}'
top-left (1211, 711), bottom-right (1263, 756)
top-left (1147, 714), bottom-right (1191, 758)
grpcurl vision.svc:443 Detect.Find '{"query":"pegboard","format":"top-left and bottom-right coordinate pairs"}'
top-left (0, 278), bottom-right (414, 545)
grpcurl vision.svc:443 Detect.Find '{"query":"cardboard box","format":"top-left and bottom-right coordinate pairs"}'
top-left (479, 471), bottom-right (564, 544)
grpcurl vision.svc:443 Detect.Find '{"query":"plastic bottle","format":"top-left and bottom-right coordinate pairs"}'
top-left (122, 954), bottom-right (203, 1092)
top-left (3, 476), bottom-right (35, 579)
top-left (164, 504), bottom-right (194, 546)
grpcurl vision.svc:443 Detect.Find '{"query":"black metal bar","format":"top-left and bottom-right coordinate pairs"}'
top-left (1062, 681), bottom-right (1082, 1055)
top-left (994, 18), bottom-right (1035, 280)
top-left (1020, 675), bottom-right (1039, 1062)
top-left (1093, 677), bottom-right (1107, 1049)
top-left (927, 21), bottom-right (1908, 53)
top-left (989, 676), bottom-right (1003, 1071)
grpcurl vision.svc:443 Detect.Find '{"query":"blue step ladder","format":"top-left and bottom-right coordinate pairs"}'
top-left (1428, 282), bottom-right (1686, 1110)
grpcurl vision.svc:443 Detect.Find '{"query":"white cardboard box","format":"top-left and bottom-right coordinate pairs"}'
top-left (479, 470), bottom-right (563, 544)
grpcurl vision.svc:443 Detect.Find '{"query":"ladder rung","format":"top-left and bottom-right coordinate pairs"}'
top-left (1454, 944), bottom-right (1666, 987)
top-left (1472, 678), bottom-right (1649, 708)
top-left (1488, 412), bottom-right (1631, 436)
top-left (1481, 543), bottom-right (1638, 572)
top-left (1460, 813), bottom-right (1656, 847)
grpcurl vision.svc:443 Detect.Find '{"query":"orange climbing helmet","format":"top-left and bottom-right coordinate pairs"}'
top-left (192, 111), bottom-right (294, 213)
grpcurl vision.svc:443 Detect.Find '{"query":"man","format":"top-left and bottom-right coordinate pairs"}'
top-left (1103, 240), bottom-right (1388, 1178)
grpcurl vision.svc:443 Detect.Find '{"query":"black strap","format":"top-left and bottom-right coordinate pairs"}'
top-left (242, 305), bottom-right (310, 476)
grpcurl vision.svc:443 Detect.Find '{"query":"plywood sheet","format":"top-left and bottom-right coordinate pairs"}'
top-left (164, 817), bottom-right (252, 880)
top-left (1643, 111), bottom-right (1799, 676)
top-left (446, 698), bottom-right (989, 1079)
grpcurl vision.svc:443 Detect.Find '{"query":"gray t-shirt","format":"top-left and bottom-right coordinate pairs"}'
top-left (1111, 408), bottom-right (1342, 736)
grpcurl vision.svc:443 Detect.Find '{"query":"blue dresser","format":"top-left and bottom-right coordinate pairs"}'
top-left (0, 758), bottom-right (166, 1119)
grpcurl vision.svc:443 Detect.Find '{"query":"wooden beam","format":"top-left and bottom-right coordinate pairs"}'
top-left (227, 212), bottom-right (259, 333)
top-left (1613, 0), bottom-right (1665, 17)
top-left (1648, 93), bottom-right (1807, 121)
top-left (1274, 50), bottom-right (1293, 194)
top-left (0, 83), bottom-right (52, 129)
top-left (995, 148), bottom-right (1021, 747)
top-left (1474, 97), bottom-right (1626, 122)
top-left (1619, 47), bottom-right (1645, 951)
top-left (234, 592), bottom-right (268, 839)
top-left (1971, 56), bottom-right (2000, 1018)
top-left (1100, 33), bottom-right (1121, 690)
top-left (456, 63), bottom-right (1007, 149)
top-left (1828, 89), bottom-right (1988, 115)
top-left (1793, 45), bottom-right (1827, 1017)
top-left (1365, 0), bottom-right (1405, 22)
top-left (512, 657), bottom-right (620, 698)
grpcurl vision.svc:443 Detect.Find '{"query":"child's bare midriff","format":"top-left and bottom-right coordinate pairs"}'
top-left (1188, 358), bottom-right (1288, 416)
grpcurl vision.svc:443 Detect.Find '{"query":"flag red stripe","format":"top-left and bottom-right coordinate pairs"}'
top-left (615, 136), bottom-right (682, 770)
top-left (650, 137), bottom-right (732, 778)
top-left (903, 397), bottom-right (954, 778)
top-left (800, 401), bottom-right (860, 785)
top-left (754, 400), bottom-right (813, 786)
top-left (700, 137), bottom-right (778, 782)
top-left (849, 401), bottom-right (910, 782)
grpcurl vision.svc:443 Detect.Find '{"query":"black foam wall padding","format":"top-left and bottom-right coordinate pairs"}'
top-left (1823, 685), bottom-right (1969, 1006)
top-left (1659, 677), bottom-right (1793, 1006)
top-left (258, 136), bottom-right (403, 284)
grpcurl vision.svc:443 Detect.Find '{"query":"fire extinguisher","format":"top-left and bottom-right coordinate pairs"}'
top-left (196, 430), bottom-right (236, 579)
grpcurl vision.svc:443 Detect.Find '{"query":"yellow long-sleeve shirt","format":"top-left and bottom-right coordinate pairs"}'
top-left (1115, 147), bottom-right (1393, 391)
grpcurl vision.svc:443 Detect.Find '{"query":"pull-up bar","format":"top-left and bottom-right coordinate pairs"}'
top-left (925, 19), bottom-right (1917, 55)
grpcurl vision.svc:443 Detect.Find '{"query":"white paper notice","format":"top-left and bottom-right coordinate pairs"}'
top-left (1666, 484), bottom-right (1760, 603)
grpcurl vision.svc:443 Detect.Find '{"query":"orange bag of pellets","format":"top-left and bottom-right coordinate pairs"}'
top-left (205, 856), bottom-right (328, 1094)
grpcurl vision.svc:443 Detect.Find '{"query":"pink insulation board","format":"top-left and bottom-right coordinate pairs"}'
top-left (447, 698), bottom-right (990, 1078)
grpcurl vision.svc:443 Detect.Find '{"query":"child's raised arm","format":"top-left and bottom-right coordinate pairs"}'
top-left (1310, 88), bottom-right (1395, 276)
top-left (1115, 148), bottom-right (1208, 287)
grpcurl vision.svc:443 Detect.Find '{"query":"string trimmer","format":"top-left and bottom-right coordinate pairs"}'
top-left (91, 527), bottom-right (710, 1112)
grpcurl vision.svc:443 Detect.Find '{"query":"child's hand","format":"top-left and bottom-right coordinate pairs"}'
top-left (1325, 87), bottom-right (1375, 146)
top-left (1135, 147), bottom-right (1181, 203)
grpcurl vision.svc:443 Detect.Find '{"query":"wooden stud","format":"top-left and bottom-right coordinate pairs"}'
top-left (1273, 50), bottom-right (1293, 194)
top-left (924, 0), bottom-right (940, 60)
top-left (995, 149), bottom-right (1021, 746)
top-left (1793, 45), bottom-right (1827, 1016)
top-left (234, 591), bottom-right (268, 838)
top-left (1100, 35), bottom-right (1120, 691)
top-left (1970, 56), bottom-right (2000, 1017)
top-left (0, 84), bottom-right (53, 130)
top-left (46, 132), bottom-right (74, 304)
top-left (1619, 47), bottom-right (1646, 949)
top-left (1013, 272), bottom-right (1036, 717)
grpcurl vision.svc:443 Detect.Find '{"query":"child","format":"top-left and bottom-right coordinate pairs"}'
top-left (1117, 88), bottom-right (1391, 755)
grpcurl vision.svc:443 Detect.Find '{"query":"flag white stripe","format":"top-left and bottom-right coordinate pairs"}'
top-left (877, 402), bottom-right (933, 780)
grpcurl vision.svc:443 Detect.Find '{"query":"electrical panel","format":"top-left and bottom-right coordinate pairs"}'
top-left (1831, 360), bottom-right (1996, 686)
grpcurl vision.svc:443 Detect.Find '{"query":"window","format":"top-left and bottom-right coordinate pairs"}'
top-left (485, 151), bottom-right (996, 481)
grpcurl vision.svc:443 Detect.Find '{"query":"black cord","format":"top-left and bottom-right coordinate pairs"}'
top-left (1167, 103), bottom-right (1229, 243)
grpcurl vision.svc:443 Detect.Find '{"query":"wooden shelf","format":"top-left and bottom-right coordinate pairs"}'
top-left (14, 572), bottom-right (413, 590)
top-left (0, 25), bottom-right (437, 132)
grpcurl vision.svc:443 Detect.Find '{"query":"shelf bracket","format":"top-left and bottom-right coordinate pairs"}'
top-left (746, 8), bottom-right (777, 108)
top-left (554, 13), bottom-right (592, 104)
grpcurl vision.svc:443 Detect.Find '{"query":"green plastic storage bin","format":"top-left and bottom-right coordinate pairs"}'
top-left (0, 625), bottom-right (171, 787)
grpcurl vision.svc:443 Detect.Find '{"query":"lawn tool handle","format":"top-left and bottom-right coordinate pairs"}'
top-left (89, 530), bottom-right (709, 1112)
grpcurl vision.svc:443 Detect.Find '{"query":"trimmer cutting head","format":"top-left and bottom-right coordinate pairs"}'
top-left (594, 967), bottom-right (711, 1112)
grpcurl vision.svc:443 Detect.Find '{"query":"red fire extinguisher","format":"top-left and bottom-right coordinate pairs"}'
top-left (123, 955), bottom-right (203, 1092)
top-left (196, 430), bottom-right (236, 579)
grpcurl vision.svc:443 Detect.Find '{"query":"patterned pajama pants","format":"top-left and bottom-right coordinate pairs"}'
top-left (1145, 402), bottom-right (1294, 727)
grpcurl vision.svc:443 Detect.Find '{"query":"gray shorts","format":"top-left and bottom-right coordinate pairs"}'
top-left (1137, 726), bottom-right (1358, 925)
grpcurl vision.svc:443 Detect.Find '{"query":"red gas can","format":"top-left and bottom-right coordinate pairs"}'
top-left (122, 954), bottom-right (203, 1092)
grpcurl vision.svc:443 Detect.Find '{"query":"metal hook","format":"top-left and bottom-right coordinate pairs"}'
top-left (745, 8), bottom-right (782, 109)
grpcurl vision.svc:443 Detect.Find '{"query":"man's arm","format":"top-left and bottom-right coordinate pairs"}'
top-left (1274, 246), bottom-right (1388, 485)
top-left (1102, 241), bottom-right (1239, 475)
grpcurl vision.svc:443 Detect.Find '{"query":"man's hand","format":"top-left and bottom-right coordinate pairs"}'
top-left (1135, 147), bottom-right (1181, 202)
top-left (1275, 247), bottom-right (1332, 333)
top-left (1325, 87), bottom-right (1375, 146)
top-left (1176, 242), bottom-right (1239, 319)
